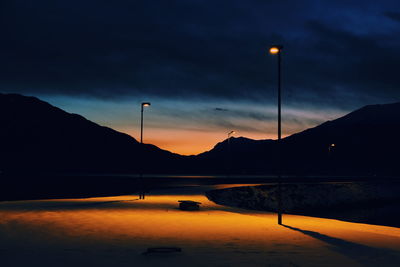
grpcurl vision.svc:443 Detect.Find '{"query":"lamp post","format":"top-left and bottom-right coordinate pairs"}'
top-left (269, 45), bottom-right (283, 225)
top-left (227, 130), bottom-right (235, 153)
top-left (227, 131), bottom-right (235, 177)
top-left (328, 143), bottom-right (335, 175)
top-left (328, 143), bottom-right (335, 153)
top-left (140, 102), bottom-right (151, 144)
top-left (139, 102), bottom-right (151, 200)
top-left (228, 130), bottom-right (235, 140)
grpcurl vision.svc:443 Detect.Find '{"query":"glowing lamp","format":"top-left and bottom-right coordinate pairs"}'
top-left (142, 102), bottom-right (151, 107)
top-left (269, 47), bottom-right (279, 54)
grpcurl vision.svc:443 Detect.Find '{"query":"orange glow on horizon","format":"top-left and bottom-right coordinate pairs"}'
top-left (114, 124), bottom-right (294, 155)
top-left (145, 130), bottom-right (223, 155)
top-left (128, 129), bottom-right (280, 155)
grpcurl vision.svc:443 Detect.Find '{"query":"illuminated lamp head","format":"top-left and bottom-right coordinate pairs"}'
top-left (269, 45), bottom-right (283, 54)
top-left (142, 102), bottom-right (151, 107)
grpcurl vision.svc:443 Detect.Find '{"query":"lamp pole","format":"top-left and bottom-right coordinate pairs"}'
top-left (228, 130), bottom-right (235, 144)
top-left (270, 45), bottom-right (283, 225)
top-left (227, 130), bottom-right (235, 176)
top-left (140, 102), bottom-right (151, 144)
top-left (139, 102), bottom-right (151, 200)
top-left (328, 143), bottom-right (335, 175)
top-left (328, 143), bottom-right (335, 153)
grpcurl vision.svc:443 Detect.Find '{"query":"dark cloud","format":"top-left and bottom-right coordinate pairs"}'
top-left (385, 11), bottom-right (400, 22)
top-left (1, 0), bottom-right (400, 109)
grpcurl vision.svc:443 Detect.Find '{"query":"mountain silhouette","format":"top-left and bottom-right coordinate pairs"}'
top-left (198, 103), bottom-right (400, 175)
top-left (1, 93), bottom-right (399, 176)
top-left (0, 93), bottom-right (185, 174)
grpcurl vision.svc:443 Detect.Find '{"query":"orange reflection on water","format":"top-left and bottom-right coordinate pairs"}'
top-left (0, 195), bottom-right (277, 244)
top-left (1, 194), bottom-right (400, 266)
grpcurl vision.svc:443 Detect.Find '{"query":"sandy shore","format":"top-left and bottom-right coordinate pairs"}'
top-left (0, 186), bottom-right (400, 266)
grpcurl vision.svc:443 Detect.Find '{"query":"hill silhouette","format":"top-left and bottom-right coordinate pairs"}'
top-left (200, 103), bottom-right (400, 175)
top-left (0, 93), bottom-right (185, 174)
top-left (1, 93), bottom-right (400, 176)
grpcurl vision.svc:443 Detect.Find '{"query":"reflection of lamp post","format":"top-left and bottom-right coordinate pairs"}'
top-left (139, 102), bottom-right (151, 200)
top-left (270, 45), bottom-right (283, 225)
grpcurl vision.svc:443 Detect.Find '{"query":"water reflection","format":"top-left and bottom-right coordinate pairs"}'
top-left (0, 186), bottom-right (399, 267)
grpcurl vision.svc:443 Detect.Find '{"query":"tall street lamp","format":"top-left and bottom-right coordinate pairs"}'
top-left (269, 45), bottom-right (283, 225)
top-left (139, 102), bottom-right (151, 200)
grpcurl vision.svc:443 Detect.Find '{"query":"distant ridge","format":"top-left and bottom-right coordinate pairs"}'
top-left (198, 102), bottom-right (400, 175)
top-left (1, 93), bottom-right (400, 175)
top-left (0, 93), bottom-right (185, 173)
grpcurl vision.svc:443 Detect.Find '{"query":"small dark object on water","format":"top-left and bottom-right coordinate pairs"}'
top-left (143, 247), bottom-right (182, 255)
top-left (178, 200), bottom-right (201, 211)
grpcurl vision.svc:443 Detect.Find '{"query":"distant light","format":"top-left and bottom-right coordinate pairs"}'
top-left (228, 130), bottom-right (236, 137)
top-left (331, 144), bottom-right (335, 147)
top-left (142, 102), bottom-right (151, 107)
top-left (269, 46), bottom-right (282, 55)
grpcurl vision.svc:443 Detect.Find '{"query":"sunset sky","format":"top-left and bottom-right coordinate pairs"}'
top-left (1, 0), bottom-right (400, 155)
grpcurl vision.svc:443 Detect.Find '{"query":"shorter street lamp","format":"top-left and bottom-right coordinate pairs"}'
top-left (139, 102), bottom-right (151, 200)
top-left (328, 143), bottom-right (336, 153)
top-left (227, 130), bottom-right (236, 153)
top-left (227, 131), bottom-right (236, 177)
top-left (328, 143), bottom-right (336, 176)
top-left (140, 102), bottom-right (151, 144)
top-left (228, 130), bottom-right (235, 139)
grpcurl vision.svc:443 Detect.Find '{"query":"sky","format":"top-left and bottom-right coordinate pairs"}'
top-left (1, 0), bottom-right (400, 155)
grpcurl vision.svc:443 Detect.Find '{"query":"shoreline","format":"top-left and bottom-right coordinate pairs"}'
top-left (2, 173), bottom-right (399, 202)
top-left (206, 183), bottom-right (400, 228)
